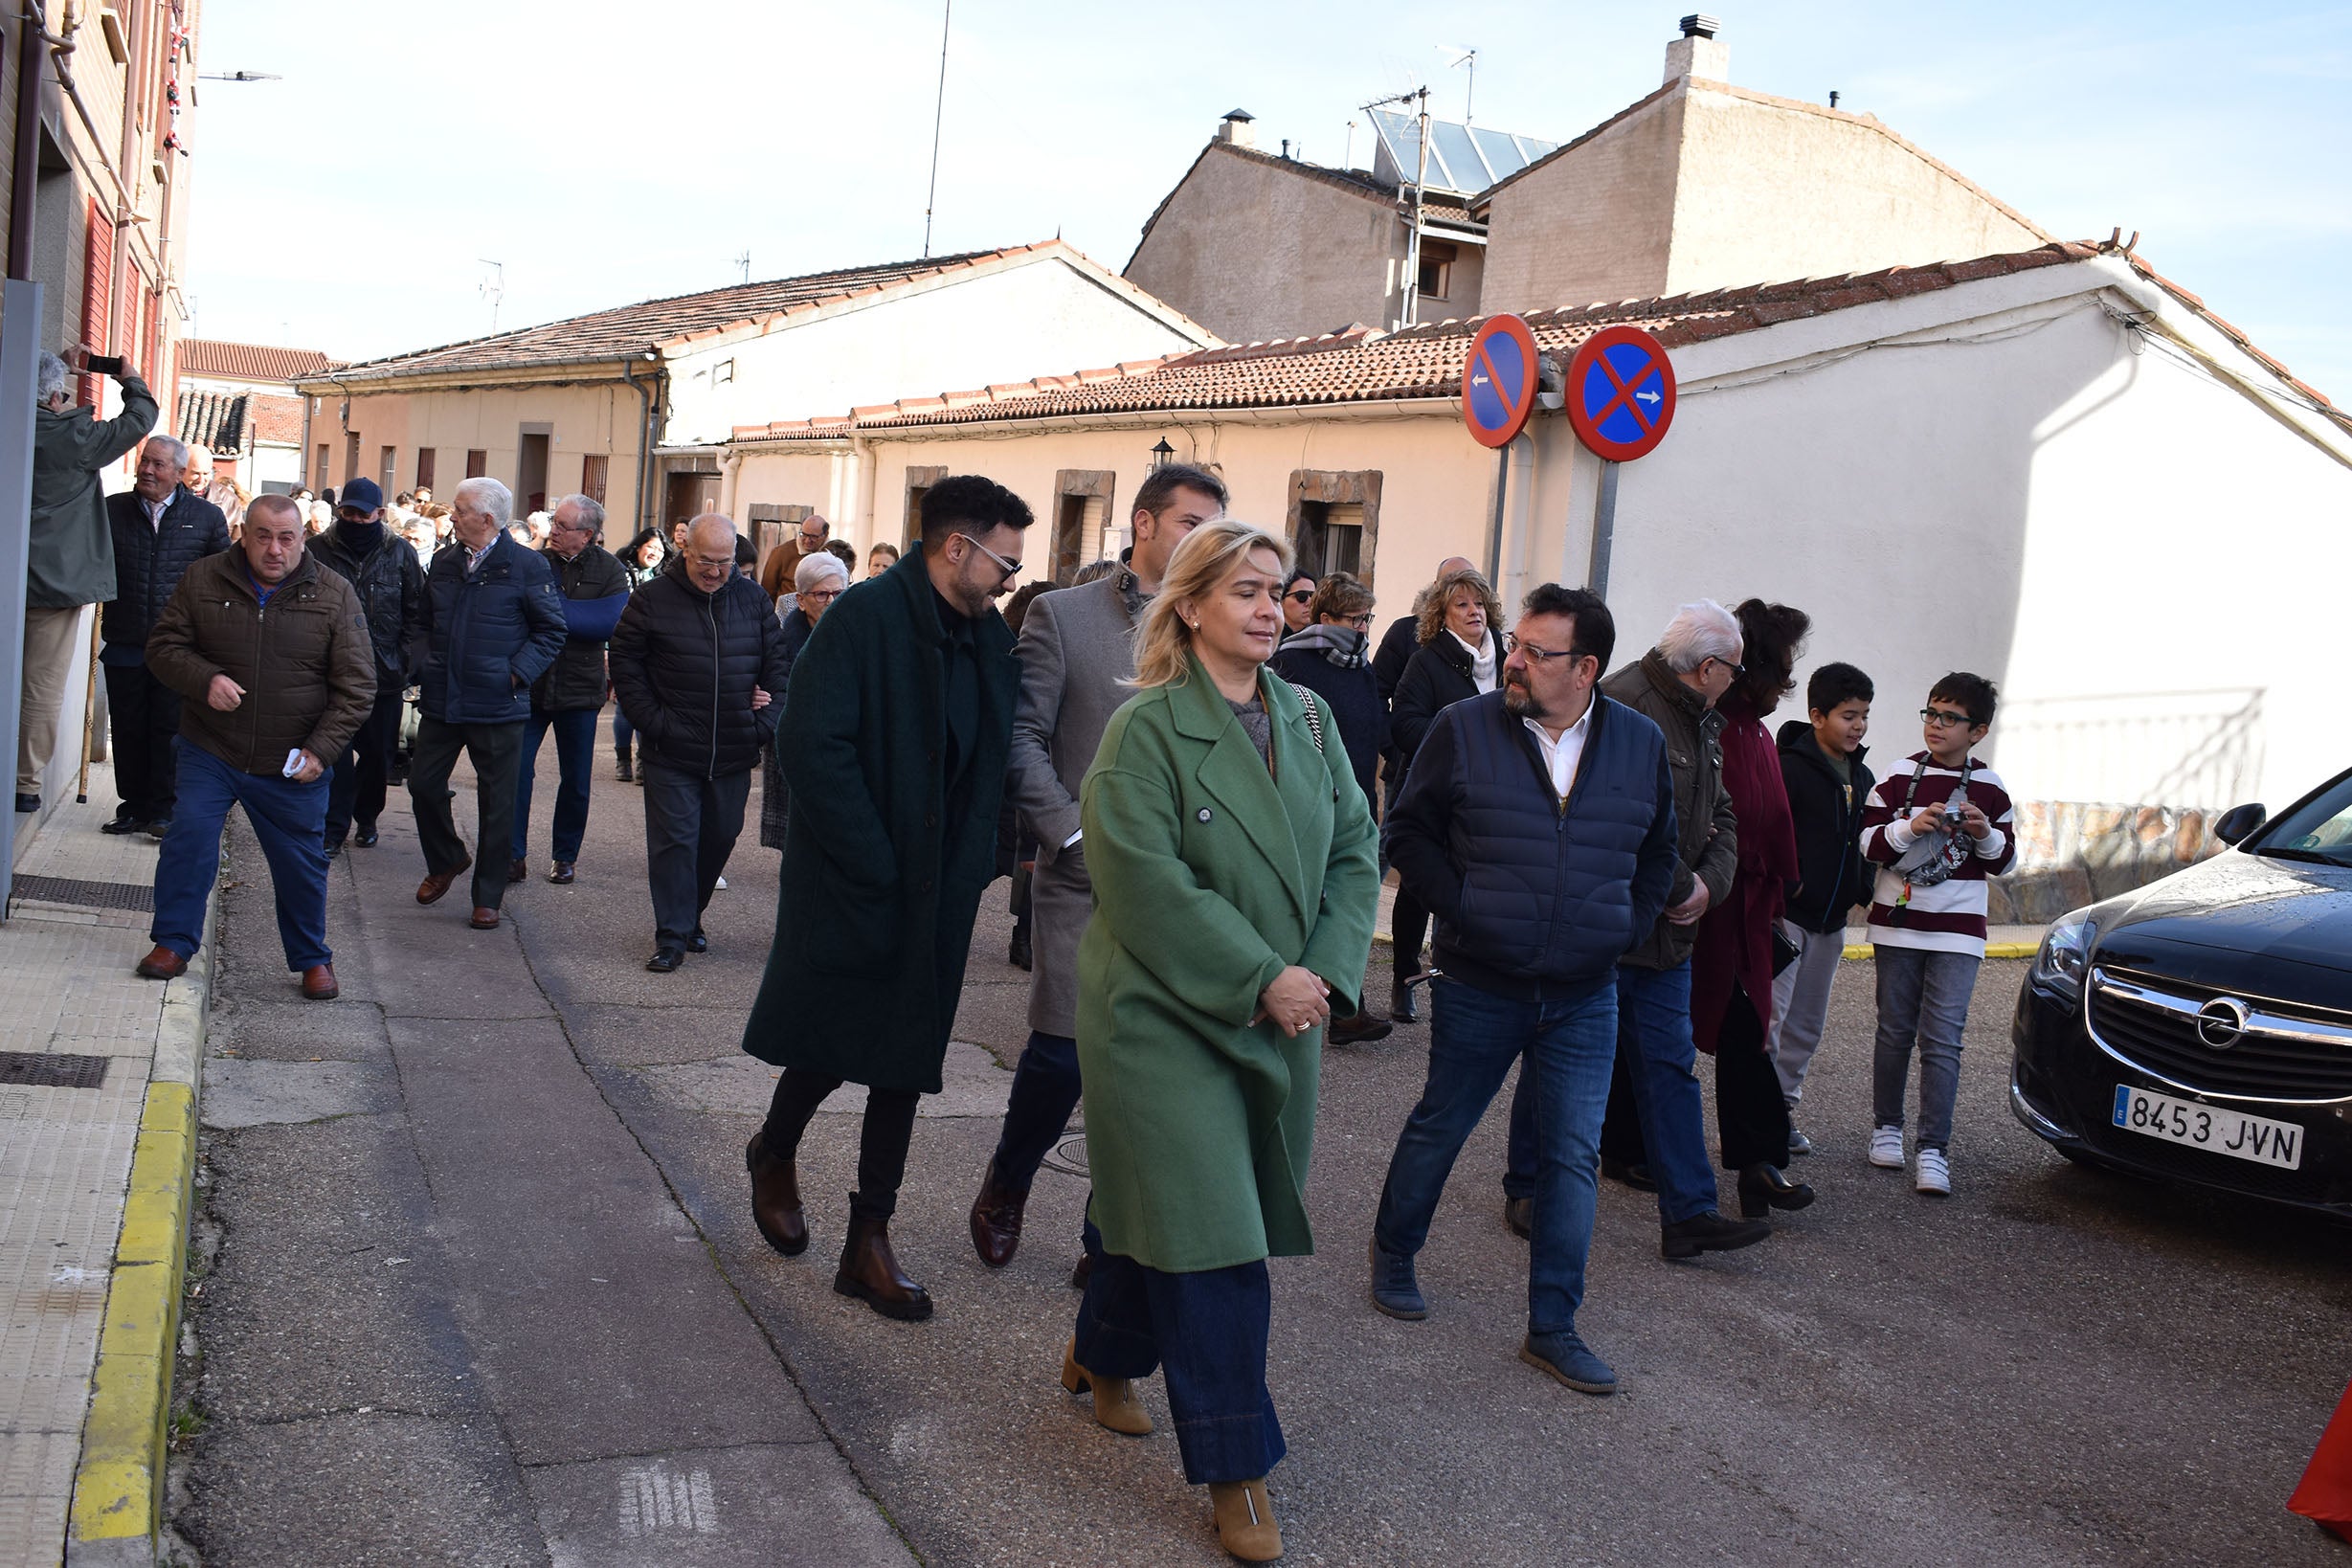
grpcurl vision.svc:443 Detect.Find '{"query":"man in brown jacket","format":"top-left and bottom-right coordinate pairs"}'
top-left (135, 495), bottom-right (376, 999)
top-left (753, 512), bottom-right (829, 603)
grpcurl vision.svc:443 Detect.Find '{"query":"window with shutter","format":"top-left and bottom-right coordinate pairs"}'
top-left (79, 202), bottom-right (114, 406)
top-left (415, 448), bottom-right (437, 492)
top-left (581, 455), bottom-right (608, 504)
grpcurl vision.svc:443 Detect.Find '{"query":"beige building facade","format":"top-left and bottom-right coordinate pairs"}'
top-left (1477, 30), bottom-right (2047, 316)
top-left (295, 241), bottom-right (1216, 543)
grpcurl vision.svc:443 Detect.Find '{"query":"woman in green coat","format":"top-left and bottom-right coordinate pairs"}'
top-left (1062, 520), bottom-right (1378, 1563)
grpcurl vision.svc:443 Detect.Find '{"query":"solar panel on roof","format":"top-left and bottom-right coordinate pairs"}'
top-left (1368, 107), bottom-right (1557, 196)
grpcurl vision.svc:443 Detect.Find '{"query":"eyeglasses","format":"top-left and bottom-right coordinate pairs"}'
top-left (1503, 633), bottom-right (1591, 666)
top-left (797, 531), bottom-right (826, 547)
top-left (953, 531), bottom-right (1020, 581)
top-left (684, 553), bottom-right (734, 572)
top-left (1920, 706), bottom-right (1974, 728)
top-left (1284, 590), bottom-right (1315, 605)
top-left (801, 586), bottom-right (841, 604)
top-left (1704, 655), bottom-right (1747, 680)
top-left (1336, 612), bottom-right (1375, 628)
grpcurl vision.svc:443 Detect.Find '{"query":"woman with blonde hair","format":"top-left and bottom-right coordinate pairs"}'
top-left (1064, 518), bottom-right (1378, 1562)
top-left (1385, 565), bottom-right (1506, 1012)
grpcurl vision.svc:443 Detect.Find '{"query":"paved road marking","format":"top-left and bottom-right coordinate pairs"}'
top-left (617, 1465), bottom-right (718, 1536)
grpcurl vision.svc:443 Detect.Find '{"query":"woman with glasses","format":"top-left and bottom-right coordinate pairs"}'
top-left (756, 550), bottom-right (849, 853)
top-left (610, 528), bottom-right (673, 782)
top-left (1690, 597), bottom-right (1815, 1218)
top-left (1066, 519), bottom-right (1378, 1562)
top-left (1385, 565), bottom-right (1506, 1018)
top-left (1279, 568), bottom-right (1317, 638)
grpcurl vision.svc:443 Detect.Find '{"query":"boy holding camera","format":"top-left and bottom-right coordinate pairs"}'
top-left (1858, 673), bottom-right (2015, 1196)
top-left (1770, 662), bottom-right (1877, 1154)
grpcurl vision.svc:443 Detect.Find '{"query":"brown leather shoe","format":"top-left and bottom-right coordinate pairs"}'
top-left (468, 907), bottom-right (501, 930)
top-left (548, 861), bottom-right (575, 885)
top-left (506, 857), bottom-right (527, 884)
top-left (1208, 1478), bottom-right (1283, 1562)
top-left (301, 963), bottom-right (339, 1001)
top-left (134, 945), bottom-right (188, 981)
top-left (746, 1134), bottom-right (808, 1257)
top-left (969, 1158), bottom-right (1027, 1267)
top-left (416, 851), bottom-right (472, 906)
top-left (1061, 1335), bottom-right (1152, 1436)
top-left (833, 1213), bottom-right (932, 1321)
top-left (1328, 1006), bottom-right (1395, 1046)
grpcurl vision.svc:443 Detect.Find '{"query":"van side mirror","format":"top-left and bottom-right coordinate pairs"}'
top-left (2214, 803), bottom-right (2266, 846)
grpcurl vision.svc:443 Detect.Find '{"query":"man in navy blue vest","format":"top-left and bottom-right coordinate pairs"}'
top-left (1368, 583), bottom-right (1766, 1397)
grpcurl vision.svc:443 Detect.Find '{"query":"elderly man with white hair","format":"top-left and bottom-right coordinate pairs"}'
top-left (1492, 598), bottom-right (1771, 1261)
top-left (18, 346), bottom-right (156, 815)
top-left (510, 493), bottom-right (631, 885)
top-left (609, 512), bottom-right (791, 972)
top-left (101, 433), bottom-right (230, 836)
top-left (407, 476), bottom-right (568, 930)
top-left (182, 444), bottom-right (247, 535)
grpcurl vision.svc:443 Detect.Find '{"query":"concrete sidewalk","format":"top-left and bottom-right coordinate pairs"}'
top-left (0, 764), bottom-right (211, 1568)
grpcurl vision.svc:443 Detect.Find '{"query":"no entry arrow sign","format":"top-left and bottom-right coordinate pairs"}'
top-left (1462, 314), bottom-right (1540, 449)
top-left (1565, 325), bottom-right (1676, 462)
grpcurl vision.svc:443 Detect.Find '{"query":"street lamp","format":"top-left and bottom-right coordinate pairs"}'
top-left (1150, 437), bottom-right (1174, 470)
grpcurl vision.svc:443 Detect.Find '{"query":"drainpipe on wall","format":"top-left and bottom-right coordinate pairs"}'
top-left (621, 351), bottom-right (657, 536)
top-left (851, 433), bottom-right (877, 549)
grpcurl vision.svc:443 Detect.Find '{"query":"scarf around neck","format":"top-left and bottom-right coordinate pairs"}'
top-left (1452, 628), bottom-right (1496, 693)
top-left (1284, 620), bottom-right (1367, 669)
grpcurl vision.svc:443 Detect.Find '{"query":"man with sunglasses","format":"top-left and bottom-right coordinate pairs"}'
top-left (1371, 583), bottom-right (1700, 1395)
top-left (740, 474), bottom-right (1031, 1322)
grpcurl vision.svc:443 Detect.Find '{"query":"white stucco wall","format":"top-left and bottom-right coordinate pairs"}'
top-left (664, 258), bottom-right (1210, 447)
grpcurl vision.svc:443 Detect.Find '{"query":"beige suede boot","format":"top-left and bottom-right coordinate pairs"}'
top-left (1207, 1477), bottom-right (1282, 1561)
top-left (1060, 1336), bottom-right (1152, 1435)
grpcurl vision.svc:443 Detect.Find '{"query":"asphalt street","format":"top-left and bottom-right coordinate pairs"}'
top-left (169, 742), bottom-right (2352, 1566)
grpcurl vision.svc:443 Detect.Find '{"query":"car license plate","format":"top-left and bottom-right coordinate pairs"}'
top-left (2111, 1086), bottom-right (2303, 1169)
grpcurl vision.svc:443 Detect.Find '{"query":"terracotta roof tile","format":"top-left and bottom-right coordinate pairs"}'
top-left (729, 241), bottom-right (2343, 441)
top-left (251, 394), bottom-right (303, 445)
top-left (177, 339), bottom-right (333, 382)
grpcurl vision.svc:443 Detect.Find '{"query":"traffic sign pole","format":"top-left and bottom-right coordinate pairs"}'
top-left (1586, 458), bottom-right (1620, 597)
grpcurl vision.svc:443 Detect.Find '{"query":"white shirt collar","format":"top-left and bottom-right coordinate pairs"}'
top-left (1522, 702), bottom-right (1595, 801)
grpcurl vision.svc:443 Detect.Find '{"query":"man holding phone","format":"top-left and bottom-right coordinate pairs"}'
top-left (136, 494), bottom-right (376, 1000)
top-left (17, 346), bottom-right (156, 815)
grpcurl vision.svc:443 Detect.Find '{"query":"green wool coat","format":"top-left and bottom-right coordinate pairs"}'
top-left (739, 550), bottom-right (1018, 1093)
top-left (1076, 659), bottom-right (1380, 1273)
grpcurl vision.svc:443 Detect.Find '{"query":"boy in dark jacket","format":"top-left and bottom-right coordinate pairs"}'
top-left (1769, 662), bottom-right (1876, 1150)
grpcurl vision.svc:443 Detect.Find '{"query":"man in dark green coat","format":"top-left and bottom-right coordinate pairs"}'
top-left (740, 474), bottom-right (1031, 1322)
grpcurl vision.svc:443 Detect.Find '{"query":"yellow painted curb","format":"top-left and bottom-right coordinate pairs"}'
top-left (1842, 941), bottom-right (2039, 961)
top-left (68, 1078), bottom-right (196, 1544)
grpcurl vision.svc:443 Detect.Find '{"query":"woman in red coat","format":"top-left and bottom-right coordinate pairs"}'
top-left (1690, 598), bottom-right (1814, 1219)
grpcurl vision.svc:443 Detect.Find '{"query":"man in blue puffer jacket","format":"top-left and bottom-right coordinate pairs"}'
top-left (408, 476), bottom-right (567, 929)
top-left (1368, 582), bottom-right (1763, 1399)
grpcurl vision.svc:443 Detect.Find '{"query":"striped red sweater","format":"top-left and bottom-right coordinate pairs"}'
top-left (1861, 752), bottom-right (2017, 955)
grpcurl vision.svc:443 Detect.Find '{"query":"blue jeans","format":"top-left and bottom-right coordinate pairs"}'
top-left (512, 707), bottom-right (599, 862)
top-left (1505, 962), bottom-right (1719, 1224)
top-left (1375, 974), bottom-right (1617, 1338)
top-left (152, 741), bottom-right (330, 971)
top-left (611, 706), bottom-right (634, 756)
top-left (991, 1031), bottom-right (1083, 1194)
top-left (1872, 945), bottom-right (1981, 1152)
top-left (1075, 1219), bottom-right (1284, 1486)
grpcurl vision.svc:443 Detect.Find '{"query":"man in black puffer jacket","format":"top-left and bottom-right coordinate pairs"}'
top-left (311, 478), bottom-right (426, 855)
top-left (102, 436), bottom-right (229, 834)
top-left (609, 512), bottom-right (792, 972)
top-left (511, 493), bottom-right (631, 885)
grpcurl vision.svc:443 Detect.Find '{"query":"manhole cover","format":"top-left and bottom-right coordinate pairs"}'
top-left (11, 874), bottom-right (153, 911)
top-left (1040, 1129), bottom-right (1089, 1178)
top-left (0, 1052), bottom-right (109, 1088)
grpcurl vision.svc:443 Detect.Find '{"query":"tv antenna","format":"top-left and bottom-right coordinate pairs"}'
top-left (921, 0), bottom-right (952, 258)
top-left (1360, 85), bottom-right (1431, 326)
top-left (733, 250), bottom-right (751, 284)
top-left (1437, 45), bottom-right (1477, 121)
top-left (478, 259), bottom-right (504, 332)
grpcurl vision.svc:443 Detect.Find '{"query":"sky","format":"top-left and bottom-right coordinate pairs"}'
top-left (183, 1), bottom-right (2352, 398)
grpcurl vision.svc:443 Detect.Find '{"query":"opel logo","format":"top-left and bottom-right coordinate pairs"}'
top-left (2196, 997), bottom-right (2251, 1050)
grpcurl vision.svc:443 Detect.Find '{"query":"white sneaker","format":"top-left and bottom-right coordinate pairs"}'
top-left (1869, 1126), bottom-right (1905, 1169)
top-left (1915, 1148), bottom-right (1951, 1196)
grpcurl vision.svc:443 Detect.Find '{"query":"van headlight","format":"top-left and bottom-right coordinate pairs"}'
top-left (2031, 910), bottom-right (2095, 1001)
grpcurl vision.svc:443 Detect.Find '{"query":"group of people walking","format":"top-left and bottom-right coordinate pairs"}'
top-left (45, 380), bottom-right (2023, 1558)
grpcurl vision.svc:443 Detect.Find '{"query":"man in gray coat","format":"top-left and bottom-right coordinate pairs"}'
top-left (17, 347), bottom-right (157, 814)
top-left (967, 462), bottom-right (1227, 1270)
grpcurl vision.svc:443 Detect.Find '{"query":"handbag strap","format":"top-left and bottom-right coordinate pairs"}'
top-left (1287, 682), bottom-right (1327, 754)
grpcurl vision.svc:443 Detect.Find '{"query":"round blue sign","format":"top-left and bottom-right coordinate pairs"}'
top-left (1564, 325), bottom-right (1676, 461)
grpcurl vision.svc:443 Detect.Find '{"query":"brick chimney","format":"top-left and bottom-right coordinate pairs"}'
top-left (1663, 14), bottom-right (1728, 84)
top-left (1216, 109), bottom-right (1257, 149)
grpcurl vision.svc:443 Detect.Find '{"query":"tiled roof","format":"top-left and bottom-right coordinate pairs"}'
top-left (176, 339), bottom-right (333, 382)
top-left (308, 241), bottom-right (1209, 387)
top-left (175, 391), bottom-right (247, 454)
top-left (732, 241), bottom-right (2343, 441)
top-left (252, 393), bottom-right (304, 445)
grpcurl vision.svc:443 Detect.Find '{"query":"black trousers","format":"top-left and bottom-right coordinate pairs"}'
top-left (325, 684), bottom-right (405, 846)
top-left (407, 716), bottom-right (525, 912)
top-left (640, 758), bottom-right (750, 947)
top-left (103, 661), bottom-right (181, 822)
top-left (1603, 982), bottom-right (1793, 1172)
top-left (761, 1068), bottom-right (921, 1220)
top-left (1391, 885), bottom-right (1430, 981)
